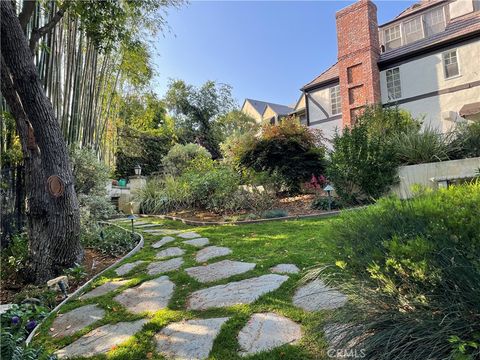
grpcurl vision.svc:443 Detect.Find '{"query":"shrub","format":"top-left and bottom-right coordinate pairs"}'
top-left (81, 225), bottom-right (138, 256)
top-left (162, 143), bottom-right (211, 176)
top-left (261, 209), bottom-right (288, 219)
top-left (324, 182), bottom-right (480, 360)
top-left (392, 126), bottom-right (457, 165)
top-left (240, 118), bottom-right (327, 194)
top-left (0, 233), bottom-right (28, 277)
top-left (310, 196), bottom-right (341, 211)
top-left (450, 121), bottom-right (480, 159)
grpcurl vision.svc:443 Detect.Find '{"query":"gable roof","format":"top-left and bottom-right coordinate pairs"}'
top-left (243, 98), bottom-right (293, 117)
top-left (301, 63), bottom-right (339, 91)
top-left (263, 103), bottom-right (294, 117)
top-left (390, 0), bottom-right (447, 24)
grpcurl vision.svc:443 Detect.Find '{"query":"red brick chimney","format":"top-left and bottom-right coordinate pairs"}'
top-left (336, 0), bottom-right (381, 126)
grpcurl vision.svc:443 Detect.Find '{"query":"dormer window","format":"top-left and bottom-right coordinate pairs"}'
top-left (404, 17), bottom-right (423, 43)
top-left (384, 25), bottom-right (402, 50)
top-left (424, 7), bottom-right (446, 36)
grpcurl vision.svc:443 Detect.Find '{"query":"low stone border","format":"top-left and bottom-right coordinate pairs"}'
top-left (138, 208), bottom-right (365, 226)
top-left (25, 226), bottom-right (144, 345)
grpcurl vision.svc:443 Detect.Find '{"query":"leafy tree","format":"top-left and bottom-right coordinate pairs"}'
top-left (216, 110), bottom-right (259, 140)
top-left (162, 143), bottom-right (211, 177)
top-left (164, 80), bottom-right (236, 158)
top-left (240, 117), bottom-right (327, 194)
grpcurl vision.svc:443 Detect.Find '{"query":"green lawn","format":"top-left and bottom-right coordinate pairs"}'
top-left (35, 217), bottom-right (342, 359)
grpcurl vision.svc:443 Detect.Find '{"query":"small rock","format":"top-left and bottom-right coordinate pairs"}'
top-left (292, 279), bottom-right (347, 311)
top-left (156, 247), bottom-right (185, 259)
top-left (270, 264), bottom-right (300, 274)
top-left (195, 246), bottom-right (232, 263)
top-left (47, 275), bottom-right (69, 290)
top-left (186, 274), bottom-right (288, 310)
top-left (152, 236), bottom-right (175, 248)
top-left (55, 319), bottom-right (148, 358)
top-left (155, 317), bottom-right (230, 360)
top-left (49, 304), bottom-right (105, 338)
top-left (182, 237), bottom-right (209, 248)
top-left (114, 276), bottom-right (174, 314)
top-left (147, 257), bottom-right (184, 275)
top-left (80, 280), bottom-right (130, 300)
top-left (238, 313), bottom-right (302, 356)
top-left (114, 260), bottom-right (145, 276)
top-left (185, 260), bottom-right (255, 283)
top-left (178, 231), bottom-right (201, 239)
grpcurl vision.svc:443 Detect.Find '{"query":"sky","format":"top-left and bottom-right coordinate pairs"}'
top-left (152, 0), bottom-right (417, 108)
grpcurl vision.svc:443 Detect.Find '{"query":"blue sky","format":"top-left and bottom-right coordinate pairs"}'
top-left (152, 0), bottom-right (416, 107)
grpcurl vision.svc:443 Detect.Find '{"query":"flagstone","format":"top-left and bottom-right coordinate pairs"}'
top-left (155, 317), bottom-right (230, 360)
top-left (115, 260), bottom-right (146, 276)
top-left (178, 231), bottom-right (201, 239)
top-left (114, 276), bottom-right (175, 314)
top-left (156, 247), bottom-right (185, 259)
top-left (152, 236), bottom-right (176, 248)
top-left (292, 279), bottom-right (347, 311)
top-left (147, 257), bottom-right (184, 275)
top-left (49, 304), bottom-right (105, 338)
top-left (143, 229), bottom-right (180, 235)
top-left (55, 319), bottom-right (148, 359)
top-left (182, 237), bottom-right (209, 248)
top-left (136, 223), bottom-right (163, 228)
top-left (80, 280), bottom-right (130, 300)
top-left (186, 274), bottom-right (288, 310)
top-left (195, 246), bottom-right (232, 263)
top-left (270, 264), bottom-right (300, 274)
top-left (185, 260), bottom-right (255, 283)
top-left (238, 313), bottom-right (302, 356)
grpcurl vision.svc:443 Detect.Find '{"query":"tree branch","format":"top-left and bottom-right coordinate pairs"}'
top-left (18, 0), bottom-right (36, 32)
top-left (29, 3), bottom-right (67, 52)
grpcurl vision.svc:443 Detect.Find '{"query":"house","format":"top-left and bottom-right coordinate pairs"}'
top-left (241, 98), bottom-right (293, 124)
top-left (302, 0), bottom-right (480, 139)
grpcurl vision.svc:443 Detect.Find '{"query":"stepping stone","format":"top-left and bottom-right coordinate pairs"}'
top-left (178, 231), bottom-right (201, 239)
top-left (270, 264), bottom-right (300, 274)
top-left (147, 257), bottom-right (184, 275)
top-left (195, 246), bottom-right (232, 263)
top-left (186, 274), bottom-right (288, 310)
top-left (238, 313), bottom-right (302, 356)
top-left (114, 276), bottom-right (175, 314)
top-left (156, 247), bottom-right (185, 259)
top-left (155, 317), bottom-right (230, 360)
top-left (115, 260), bottom-right (145, 276)
top-left (55, 319), bottom-right (148, 359)
top-left (143, 229), bottom-right (180, 235)
top-left (292, 279), bottom-right (347, 311)
top-left (49, 304), bottom-right (105, 338)
top-left (80, 280), bottom-right (130, 300)
top-left (185, 260), bottom-right (256, 283)
top-left (182, 237), bottom-right (209, 248)
top-left (137, 223), bottom-right (163, 229)
top-left (152, 236), bottom-right (176, 248)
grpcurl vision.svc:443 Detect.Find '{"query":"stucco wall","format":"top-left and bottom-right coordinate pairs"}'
top-left (449, 0), bottom-right (475, 19)
top-left (391, 157), bottom-right (480, 199)
top-left (306, 84), bottom-right (342, 140)
top-left (380, 40), bottom-right (480, 131)
top-left (241, 101), bottom-right (263, 123)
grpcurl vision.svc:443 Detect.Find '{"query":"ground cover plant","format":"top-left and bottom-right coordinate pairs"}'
top-left (324, 182), bottom-right (480, 360)
top-left (32, 216), bottom-right (340, 359)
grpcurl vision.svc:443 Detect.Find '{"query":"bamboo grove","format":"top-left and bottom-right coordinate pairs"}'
top-left (0, 0), bottom-right (179, 244)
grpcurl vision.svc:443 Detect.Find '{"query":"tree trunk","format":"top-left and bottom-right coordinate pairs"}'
top-left (1, 1), bottom-right (82, 284)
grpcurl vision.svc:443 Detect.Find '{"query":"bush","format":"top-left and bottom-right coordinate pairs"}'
top-left (450, 121), bottom-right (480, 159)
top-left (162, 143), bottom-right (211, 176)
top-left (310, 196), bottom-right (341, 211)
top-left (328, 106), bottom-right (420, 204)
top-left (262, 209), bottom-right (288, 219)
top-left (81, 225), bottom-right (138, 256)
top-left (392, 126), bottom-right (457, 165)
top-left (324, 182), bottom-right (480, 360)
top-left (240, 117), bottom-right (327, 194)
top-left (0, 233), bottom-right (28, 277)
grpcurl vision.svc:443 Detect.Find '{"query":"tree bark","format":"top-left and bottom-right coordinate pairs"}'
top-left (1, 1), bottom-right (82, 284)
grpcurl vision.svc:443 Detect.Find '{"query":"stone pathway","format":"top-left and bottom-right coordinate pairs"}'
top-left (238, 313), bottom-right (302, 356)
top-left (186, 260), bottom-right (255, 283)
top-left (195, 246), bottom-right (232, 263)
top-left (52, 221), bottom-right (348, 359)
top-left (155, 317), bottom-right (230, 360)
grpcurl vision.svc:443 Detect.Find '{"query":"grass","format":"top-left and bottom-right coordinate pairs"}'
top-left (33, 217), bottom-right (340, 360)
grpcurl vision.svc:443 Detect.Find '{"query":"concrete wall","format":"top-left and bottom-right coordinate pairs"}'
top-left (380, 40), bottom-right (480, 131)
top-left (392, 157), bottom-right (480, 199)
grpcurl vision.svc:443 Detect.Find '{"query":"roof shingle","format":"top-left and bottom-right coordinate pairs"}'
top-left (301, 63), bottom-right (339, 91)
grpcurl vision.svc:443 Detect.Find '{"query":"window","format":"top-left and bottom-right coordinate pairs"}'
top-left (425, 7), bottom-right (445, 36)
top-left (443, 50), bottom-right (460, 78)
top-left (404, 16), bottom-right (424, 43)
top-left (386, 68), bottom-right (402, 100)
top-left (384, 25), bottom-right (402, 50)
top-left (330, 85), bottom-right (341, 115)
